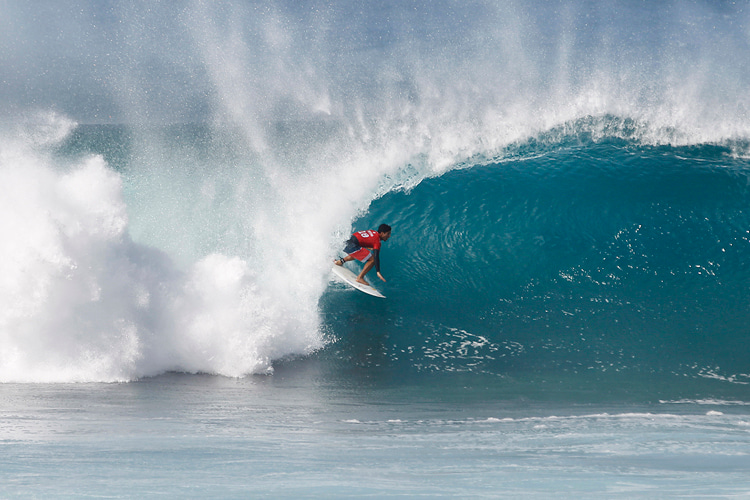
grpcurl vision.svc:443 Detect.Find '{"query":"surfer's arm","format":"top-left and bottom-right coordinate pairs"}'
top-left (372, 248), bottom-right (381, 272)
top-left (373, 249), bottom-right (386, 282)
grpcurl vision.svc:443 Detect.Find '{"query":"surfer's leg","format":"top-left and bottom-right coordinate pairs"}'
top-left (357, 258), bottom-right (375, 284)
top-left (337, 239), bottom-right (365, 266)
top-left (335, 255), bottom-right (353, 266)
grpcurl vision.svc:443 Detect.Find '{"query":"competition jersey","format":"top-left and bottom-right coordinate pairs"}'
top-left (353, 230), bottom-right (382, 250)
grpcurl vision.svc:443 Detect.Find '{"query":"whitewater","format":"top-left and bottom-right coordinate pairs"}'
top-left (1, 0), bottom-right (750, 497)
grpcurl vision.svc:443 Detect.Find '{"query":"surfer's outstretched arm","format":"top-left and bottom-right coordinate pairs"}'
top-left (372, 248), bottom-right (386, 282)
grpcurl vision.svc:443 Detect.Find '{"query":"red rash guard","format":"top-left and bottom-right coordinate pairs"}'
top-left (353, 230), bottom-right (382, 250)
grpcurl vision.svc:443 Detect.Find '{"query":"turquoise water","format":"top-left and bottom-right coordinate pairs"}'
top-left (2, 0), bottom-right (750, 497)
top-left (323, 135), bottom-right (750, 401)
top-left (2, 372), bottom-right (749, 498)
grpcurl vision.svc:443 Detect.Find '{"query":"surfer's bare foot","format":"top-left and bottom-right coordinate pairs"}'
top-left (356, 278), bottom-right (370, 286)
top-left (334, 259), bottom-right (344, 266)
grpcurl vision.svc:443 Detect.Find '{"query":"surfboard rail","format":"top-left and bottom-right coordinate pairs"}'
top-left (331, 265), bottom-right (386, 298)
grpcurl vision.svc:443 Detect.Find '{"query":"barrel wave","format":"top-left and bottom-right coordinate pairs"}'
top-left (321, 121), bottom-right (750, 396)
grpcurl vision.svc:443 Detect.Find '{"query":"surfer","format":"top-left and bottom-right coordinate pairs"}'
top-left (334, 224), bottom-right (391, 285)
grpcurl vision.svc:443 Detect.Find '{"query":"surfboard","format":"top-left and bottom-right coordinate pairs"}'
top-left (331, 265), bottom-right (386, 298)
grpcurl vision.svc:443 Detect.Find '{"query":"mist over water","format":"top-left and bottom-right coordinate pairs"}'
top-left (1, 1), bottom-right (750, 382)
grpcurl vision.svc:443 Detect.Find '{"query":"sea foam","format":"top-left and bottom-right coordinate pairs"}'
top-left (0, 114), bottom-right (322, 382)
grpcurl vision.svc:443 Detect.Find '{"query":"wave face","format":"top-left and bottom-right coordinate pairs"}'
top-left (322, 126), bottom-right (750, 395)
top-left (1, 1), bottom-right (750, 385)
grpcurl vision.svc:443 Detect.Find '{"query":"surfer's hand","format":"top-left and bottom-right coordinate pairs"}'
top-left (377, 272), bottom-right (386, 282)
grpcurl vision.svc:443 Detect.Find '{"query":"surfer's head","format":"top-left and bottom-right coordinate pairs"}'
top-left (378, 224), bottom-right (392, 241)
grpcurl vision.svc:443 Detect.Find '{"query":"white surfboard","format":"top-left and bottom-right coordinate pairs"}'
top-left (331, 265), bottom-right (386, 298)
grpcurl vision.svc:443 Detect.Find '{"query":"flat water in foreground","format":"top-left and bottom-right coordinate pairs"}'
top-left (1, 367), bottom-right (748, 499)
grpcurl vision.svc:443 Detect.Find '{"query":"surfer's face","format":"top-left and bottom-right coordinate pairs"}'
top-left (380, 231), bottom-right (391, 241)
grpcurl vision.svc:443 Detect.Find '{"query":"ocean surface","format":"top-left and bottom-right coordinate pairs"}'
top-left (2, 0), bottom-right (750, 497)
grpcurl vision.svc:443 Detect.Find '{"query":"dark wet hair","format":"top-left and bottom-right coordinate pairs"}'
top-left (378, 224), bottom-right (392, 234)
